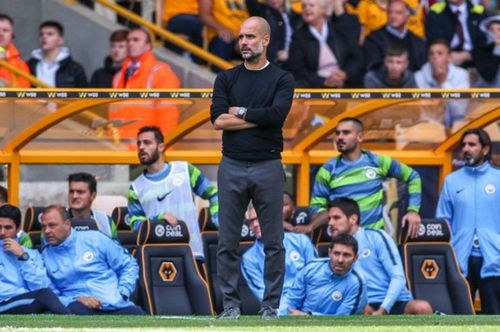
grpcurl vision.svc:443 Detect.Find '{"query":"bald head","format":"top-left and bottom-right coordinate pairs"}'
top-left (242, 16), bottom-right (271, 38)
top-left (239, 16), bottom-right (271, 65)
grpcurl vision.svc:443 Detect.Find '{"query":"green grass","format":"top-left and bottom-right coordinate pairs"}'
top-left (0, 315), bottom-right (499, 331)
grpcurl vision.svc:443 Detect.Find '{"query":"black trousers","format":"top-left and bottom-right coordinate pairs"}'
top-left (468, 256), bottom-right (500, 314)
top-left (68, 301), bottom-right (146, 315)
top-left (0, 288), bottom-right (71, 314)
top-left (217, 156), bottom-right (285, 310)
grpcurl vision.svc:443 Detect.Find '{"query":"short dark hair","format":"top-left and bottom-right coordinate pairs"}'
top-left (429, 39), bottom-right (450, 53)
top-left (43, 204), bottom-right (70, 222)
top-left (330, 233), bottom-right (358, 256)
top-left (110, 29), bottom-right (129, 42)
top-left (284, 191), bottom-right (295, 204)
top-left (138, 126), bottom-right (164, 143)
top-left (40, 20), bottom-right (64, 36)
top-left (0, 203), bottom-right (22, 228)
top-left (328, 198), bottom-right (361, 225)
top-left (0, 13), bottom-right (14, 25)
top-left (338, 117), bottom-right (364, 133)
top-left (385, 43), bottom-right (409, 58)
top-left (460, 128), bottom-right (492, 161)
top-left (0, 185), bottom-right (7, 204)
top-left (68, 172), bottom-right (97, 193)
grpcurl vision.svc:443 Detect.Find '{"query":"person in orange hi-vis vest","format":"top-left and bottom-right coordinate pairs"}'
top-left (111, 28), bottom-right (181, 144)
top-left (0, 14), bottom-right (30, 88)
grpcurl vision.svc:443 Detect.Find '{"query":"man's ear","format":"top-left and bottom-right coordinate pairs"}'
top-left (158, 142), bottom-right (166, 153)
top-left (263, 33), bottom-right (270, 47)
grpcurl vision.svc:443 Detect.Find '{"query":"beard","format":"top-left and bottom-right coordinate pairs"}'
top-left (241, 41), bottom-right (264, 62)
top-left (463, 153), bottom-right (484, 167)
top-left (140, 149), bottom-right (160, 166)
top-left (336, 140), bottom-right (356, 154)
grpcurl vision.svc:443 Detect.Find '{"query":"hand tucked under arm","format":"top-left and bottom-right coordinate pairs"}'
top-left (213, 113), bottom-right (257, 131)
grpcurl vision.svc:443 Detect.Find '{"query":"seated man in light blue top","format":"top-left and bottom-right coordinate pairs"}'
top-left (0, 204), bottom-right (70, 314)
top-left (328, 197), bottom-right (432, 315)
top-left (41, 205), bottom-right (145, 315)
top-left (241, 196), bottom-right (317, 313)
top-left (283, 233), bottom-right (366, 316)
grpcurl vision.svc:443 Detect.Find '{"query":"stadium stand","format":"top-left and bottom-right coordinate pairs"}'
top-left (399, 219), bottom-right (475, 314)
top-left (136, 219), bottom-right (214, 315)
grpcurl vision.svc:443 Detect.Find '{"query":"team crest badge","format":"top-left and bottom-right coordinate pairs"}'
top-left (172, 174), bottom-right (184, 187)
top-left (362, 249), bottom-right (371, 258)
top-left (365, 168), bottom-right (377, 179)
top-left (331, 290), bottom-right (343, 302)
top-left (83, 251), bottom-right (94, 262)
top-left (485, 184), bottom-right (496, 195)
top-left (289, 250), bottom-right (301, 261)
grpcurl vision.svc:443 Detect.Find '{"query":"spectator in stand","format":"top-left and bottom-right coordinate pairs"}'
top-left (323, 0), bottom-right (363, 45)
top-left (67, 172), bottom-right (118, 241)
top-left (0, 204), bottom-right (71, 314)
top-left (473, 15), bottom-right (500, 87)
top-left (425, 0), bottom-right (488, 67)
top-left (90, 29), bottom-right (128, 88)
top-left (436, 129), bottom-right (499, 314)
top-left (245, 0), bottom-right (301, 66)
top-left (199, 0), bottom-right (249, 69)
top-left (356, 0), bottom-right (425, 42)
top-left (286, 0), bottom-right (364, 88)
top-left (111, 28), bottom-right (181, 140)
top-left (0, 14), bottom-right (30, 88)
top-left (241, 199), bottom-right (317, 313)
top-left (28, 21), bottom-right (87, 88)
top-left (415, 40), bottom-right (469, 128)
top-left (41, 205), bottom-right (145, 315)
top-left (363, 0), bottom-right (425, 71)
top-left (364, 44), bottom-right (417, 88)
top-left (155, 0), bottom-right (203, 62)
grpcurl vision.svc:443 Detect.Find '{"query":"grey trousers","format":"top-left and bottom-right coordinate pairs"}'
top-left (216, 156), bottom-right (285, 310)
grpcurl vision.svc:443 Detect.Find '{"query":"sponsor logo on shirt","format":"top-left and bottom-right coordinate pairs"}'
top-left (157, 190), bottom-right (173, 202)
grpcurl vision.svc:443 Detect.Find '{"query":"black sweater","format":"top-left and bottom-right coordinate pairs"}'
top-left (210, 63), bottom-right (295, 161)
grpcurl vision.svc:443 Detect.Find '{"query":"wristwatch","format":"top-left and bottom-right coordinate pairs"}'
top-left (236, 107), bottom-right (247, 119)
top-left (18, 252), bottom-right (29, 261)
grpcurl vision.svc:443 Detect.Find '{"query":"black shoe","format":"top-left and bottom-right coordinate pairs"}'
top-left (217, 307), bottom-right (241, 320)
top-left (260, 307), bottom-right (278, 320)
